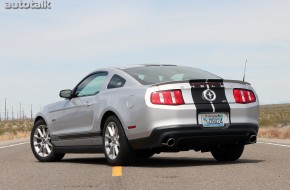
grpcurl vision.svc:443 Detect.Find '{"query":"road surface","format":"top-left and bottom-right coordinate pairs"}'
top-left (1, 139), bottom-right (290, 190)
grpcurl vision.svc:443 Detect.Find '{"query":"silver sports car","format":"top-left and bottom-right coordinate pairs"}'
top-left (31, 65), bottom-right (259, 165)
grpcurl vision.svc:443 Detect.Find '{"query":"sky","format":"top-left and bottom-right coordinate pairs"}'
top-left (0, 0), bottom-right (290, 118)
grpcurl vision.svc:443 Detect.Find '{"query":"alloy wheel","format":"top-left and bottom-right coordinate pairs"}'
top-left (104, 122), bottom-right (120, 160)
top-left (33, 125), bottom-right (53, 157)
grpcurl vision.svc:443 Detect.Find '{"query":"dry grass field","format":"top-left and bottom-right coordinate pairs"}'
top-left (258, 104), bottom-right (290, 139)
top-left (0, 120), bottom-right (33, 141)
top-left (0, 104), bottom-right (289, 141)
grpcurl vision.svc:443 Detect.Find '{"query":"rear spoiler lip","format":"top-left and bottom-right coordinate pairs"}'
top-left (152, 79), bottom-right (251, 86)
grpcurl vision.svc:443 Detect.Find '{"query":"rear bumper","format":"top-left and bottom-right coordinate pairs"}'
top-left (129, 123), bottom-right (258, 150)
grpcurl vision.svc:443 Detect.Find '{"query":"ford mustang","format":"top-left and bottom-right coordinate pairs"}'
top-left (30, 65), bottom-right (259, 165)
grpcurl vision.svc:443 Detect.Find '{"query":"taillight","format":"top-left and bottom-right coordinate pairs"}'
top-left (151, 90), bottom-right (185, 105)
top-left (233, 89), bottom-right (256, 104)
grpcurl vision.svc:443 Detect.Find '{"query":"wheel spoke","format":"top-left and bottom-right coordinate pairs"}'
top-left (38, 145), bottom-right (43, 154)
top-left (111, 125), bottom-right (116, 136)
top-left (114, 145), bottom-right (119, 155)
top-left (109, 146), bottom-right (114, 156)
top-left (47, 141), bottom-right (53, 147)
top-left (34, 135), bottom-right (41, 140)
top-left (108, 126), bottom-right (114, 137)
top-left (105, 134), bottom-right (112, 140)
top-left (45, 144), bottom-right (52, 154)
top-left (37, 128), bottom-right (44, 137)
top-left (42, 126), bottom-right (46, 137)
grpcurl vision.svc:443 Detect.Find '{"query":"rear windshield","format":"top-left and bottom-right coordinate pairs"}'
top-left (123, 66), bottom-right (221, 85)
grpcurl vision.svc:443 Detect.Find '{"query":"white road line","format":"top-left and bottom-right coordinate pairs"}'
top-left (257, 142), bottom-right (290, 148)
top-left (0, 142), bottom-right (30, 149)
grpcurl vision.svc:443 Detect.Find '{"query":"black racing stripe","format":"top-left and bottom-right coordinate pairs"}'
top-left (212, 80), bottom-right (231, 123)
top-left (190, 80), bottom-right (231, 124)
top-left (58, 131), bottom-right (102, 140)
top-left (190, 83), bottom-right (213, 125)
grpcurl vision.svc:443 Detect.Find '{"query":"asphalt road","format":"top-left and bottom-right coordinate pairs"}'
top-left (1, 140), bottom-right (290, 190)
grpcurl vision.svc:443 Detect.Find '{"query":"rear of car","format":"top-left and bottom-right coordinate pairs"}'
top-left (122, 65), bottom-right (259, 161)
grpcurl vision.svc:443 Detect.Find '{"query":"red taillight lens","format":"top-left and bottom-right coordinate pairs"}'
top-left (233, 89), bottom-right (256, 104)
top-left (151, 90), bottom-right (185, 105)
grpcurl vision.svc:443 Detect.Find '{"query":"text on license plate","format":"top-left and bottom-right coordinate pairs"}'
top-left (201, 114), bottom-right (224, 127)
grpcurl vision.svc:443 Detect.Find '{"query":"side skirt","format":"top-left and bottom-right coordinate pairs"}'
top-left (54, 145), bottom-right (104, 154)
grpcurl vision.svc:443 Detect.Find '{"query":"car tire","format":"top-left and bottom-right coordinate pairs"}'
top-left (211, 144), bottom-right (244, 162)
top-left (30, 119), bottom-right (65, 162)
top-left (135, 149), bottom-right (155, 159)
top-left (103, 116), bottom-right (135, 166)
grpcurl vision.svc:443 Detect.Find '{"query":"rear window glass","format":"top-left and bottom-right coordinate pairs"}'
top-left (123, 66), bottom-right (220, 85)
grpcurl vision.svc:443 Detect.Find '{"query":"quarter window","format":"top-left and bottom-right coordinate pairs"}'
top-left (107, 74), bottom-right (126, 89)
top-left (75, 72), bottom-right (108, 97)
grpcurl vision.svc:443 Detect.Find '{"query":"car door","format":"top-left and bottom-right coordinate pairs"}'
top-left (56, 72), bottom-right (108, 146)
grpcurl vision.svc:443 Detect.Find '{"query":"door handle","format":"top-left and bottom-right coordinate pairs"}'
top-left (85, 103), bottom-right (92, 108)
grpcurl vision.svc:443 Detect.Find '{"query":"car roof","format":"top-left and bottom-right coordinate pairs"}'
top-left (115, 64), bottom-right (177, 70)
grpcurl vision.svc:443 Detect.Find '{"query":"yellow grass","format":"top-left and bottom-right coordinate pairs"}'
top-left (0, 120), bottom-right (33, 142)
top-left (258, 126), bottom-right (290, 140)
top-left (0, 131), bottom-right (31, 141)
top-left (259, 104), bottom-right (290, 127)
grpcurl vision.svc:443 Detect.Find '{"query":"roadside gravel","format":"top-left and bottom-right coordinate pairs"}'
top-left (258, 138), bottom-right (290, 145)
top-left (0, 138), bottom-right (29, 147)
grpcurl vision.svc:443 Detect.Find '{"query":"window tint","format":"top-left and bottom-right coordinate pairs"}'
top-left (123, 66), bottom-right (221, 85)
top-left (75, 72), bottom-right (108, 97)
top-left (107, 74), bottom-right (126, 89)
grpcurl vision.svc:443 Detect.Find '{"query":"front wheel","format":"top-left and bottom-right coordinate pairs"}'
top-left (30, 119), bottom-right (65, 162)
top-left (103, 116), bottom-right (135, 165)
top-left (211, 144), bottom-right (244, 162)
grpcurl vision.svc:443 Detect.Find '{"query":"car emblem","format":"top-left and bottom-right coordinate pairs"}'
top-left (202, 89), bottom-right (216, 102)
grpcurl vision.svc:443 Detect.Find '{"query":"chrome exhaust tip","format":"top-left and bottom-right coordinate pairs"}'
top-left (167, 138), bottom-right (176, 147)
top-left (161, 138), bottom-right (176, 147)
top-left (248, 135), bottom-right (257, 143)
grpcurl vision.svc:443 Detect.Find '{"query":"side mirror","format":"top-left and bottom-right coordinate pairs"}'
top-left (59, 89), bottom-right (72, 99)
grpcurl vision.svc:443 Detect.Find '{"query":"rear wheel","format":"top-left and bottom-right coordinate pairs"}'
top-left (211, 144), bottom-right (244, 162)
top-left (30, 119), bottom-right (65, 162)
top-left (103, 116), bottom-right (135, 165)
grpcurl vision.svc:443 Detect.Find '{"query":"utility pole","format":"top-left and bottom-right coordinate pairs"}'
top-left (4, 98), bottom-right (7, 121)
top-left (19, 102), bottom-right (21, 120)
top-left (30, 104), bottom-right (33, 120)
top-left (12, 106), bottom-right (14, 120)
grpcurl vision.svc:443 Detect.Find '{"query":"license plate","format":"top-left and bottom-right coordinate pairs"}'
top-left (201, 114), bottom-right (224, 127)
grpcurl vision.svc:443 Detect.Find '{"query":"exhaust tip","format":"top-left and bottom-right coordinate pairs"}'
top-left (248, 135), bottom-right (257, 143)
top-left (167, 138), bottom-right (176, 147)
top-left (161, 138), bottom-right (176, 147)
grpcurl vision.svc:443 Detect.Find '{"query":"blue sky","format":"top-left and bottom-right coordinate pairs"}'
top-left (0, 0), bottom-right (290, 117)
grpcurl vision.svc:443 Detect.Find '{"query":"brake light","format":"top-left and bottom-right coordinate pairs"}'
top-left (151, 90), bottom-right (184, 105)
top-left (233, 89), bottom-right (256, 104)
